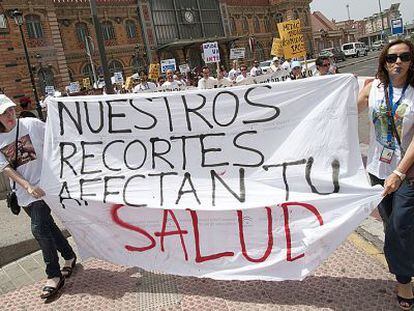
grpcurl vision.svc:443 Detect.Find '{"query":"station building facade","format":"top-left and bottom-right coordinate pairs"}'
top-left (0, 0), bottom-right (312, 102)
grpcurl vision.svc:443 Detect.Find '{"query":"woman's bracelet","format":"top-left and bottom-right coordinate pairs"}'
top-left (393, 169), bottom-right (406, 181)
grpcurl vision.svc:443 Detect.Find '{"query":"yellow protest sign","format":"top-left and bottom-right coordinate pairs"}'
top-left (148, 63), bottom-right (160, 80)
top-left (82, 77), bottom-right (91, 88)
top-left (271, 38), bottom-right (284, 57)
top-left (277, 19), bottom-right (306, 59)
top-left (125, 77), bottom-right (133, 90)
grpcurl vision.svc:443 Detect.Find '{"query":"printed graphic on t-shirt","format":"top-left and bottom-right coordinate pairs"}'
top-left (0, 134), bottom-right (37, 168)
top-left (372, 98), bottom-right (408, 149)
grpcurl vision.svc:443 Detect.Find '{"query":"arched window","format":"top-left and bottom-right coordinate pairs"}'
top-left (264, 16), bottom-right (271, 33)
top-left (125, 20), bottom-right (137, 38)
top-left (25, 15), bottom-right (43, 38)
top-left (131, 56), bottom-right (144, 74)
top-left (253, 16), bottom-right (260, 33)
top-left (67, 68), bottom-right (75, 82)
top-left (293, 10), bottom-right (300, 20)
top-left (37, 67), bottom-right (54, 95)
top-left (255, 41), bottom-right (265, 61)
top-left (108, 60), bottom-right (124, 75)
top-left (0, 12), bottom-right (8, 29)
top-left (242, 16), bottom-right (249, 33)
top-left (229, 17), bottom-right (236, 34)
top-left (274, 13), bottom-right (283, 37)
top-left (82, 64), bottom-right (96, 83)
top-left (102, 21), bottom-right (115, 40)
top-left (274, 13), bottom-right (283, 24)
top-left (75, 22), bottom-right (88, 44)
top-left (304, 10), bottom-right (310, 26)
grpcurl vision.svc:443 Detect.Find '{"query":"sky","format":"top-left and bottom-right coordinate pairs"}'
top-left (310, 0), bottom-right (414, 24)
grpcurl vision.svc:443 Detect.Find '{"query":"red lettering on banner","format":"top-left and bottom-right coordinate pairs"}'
top-left (280, 202), bottom-right (324, 262)
top-left (154, 209), bottom-right (189, 261)
top-left (188, 209), bottom-right (235, 263)
top-left (111, 204), bottom-right (156, 252)
top-left (110, 203), bottom-right (324, 265)
top-left (237, 207), bottom-right (273, 263)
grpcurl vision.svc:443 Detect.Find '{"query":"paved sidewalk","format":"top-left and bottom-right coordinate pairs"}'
top-left (0, 232), bottom-right (399, 310)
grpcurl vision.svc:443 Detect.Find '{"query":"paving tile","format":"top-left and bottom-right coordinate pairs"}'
top-left (0, 280), bottom-right (15, 295)
top-left (10, 274), bottom-right (32, 288)
top-left (17, 257), bottom-right (42, 274)
top-left (0, 270), bottom-right (11, 283)
top-left (0, 239), bottom-right (401, 310)
top-left (28, 268), bottom-right (46, 282)
top-left (3, 263), bottom-right (26, 278)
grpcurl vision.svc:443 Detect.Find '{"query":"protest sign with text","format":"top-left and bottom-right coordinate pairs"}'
top-left (160, 59), bottom-right (176, 73)
top-left (41, 75), bottom-right (381, 281)
top-left (230, 48), bottom-right (246, 60)
top-left (68, 82), bottom-right (80, 94)
top-left (277, 19), bottom-right (306, 59)
top-left (149, 63), bottom-right (160, 80)
top-left (203, 41), bottom-right (220, 63)
top-left (271, 38), bottom-right (284, 57)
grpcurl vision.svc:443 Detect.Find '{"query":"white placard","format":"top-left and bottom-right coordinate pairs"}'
top-left (45, 86), bottom-right (55, 95)
top-left (161, 59), bottom-right (177, 73)
top-left (68, 82), bottom-right (80, 94)
top-left (179, 63), bottom-right (190, 74)
top-left (203, 41), bottom-right (220, 63)
top-left (41, 74), bottom-right (381, 281)
top-left (113, 72), bottom-right (124, 84)
top-left (230, 48), bottom-right (246, 60)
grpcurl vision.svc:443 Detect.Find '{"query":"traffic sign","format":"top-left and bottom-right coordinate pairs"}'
top-left (391, 18), bottom-right (403, 35)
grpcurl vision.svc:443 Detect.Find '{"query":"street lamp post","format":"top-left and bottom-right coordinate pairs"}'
top-left (378, 0), bottom-right (385, 41)
top-left (346, 4), bottom-right (351, 21)
top-left (89, 0), bottom-right (114, 94)
top-left (11, 9), bottom-right (44, 121)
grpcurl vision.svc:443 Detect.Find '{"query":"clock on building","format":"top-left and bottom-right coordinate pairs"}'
top-left (183, 9), bottom-right (195, 24)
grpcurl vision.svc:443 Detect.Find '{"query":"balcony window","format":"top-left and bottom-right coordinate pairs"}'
top-left (26, 15), bottom-right (43, 39)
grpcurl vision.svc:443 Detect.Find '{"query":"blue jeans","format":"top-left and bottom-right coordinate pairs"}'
top-left (371, 174), bottom-right (414, 284)
top-left (23, 200), bottom-right (75, 279)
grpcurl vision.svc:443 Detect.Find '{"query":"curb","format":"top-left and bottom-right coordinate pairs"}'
top-left (0, 229), bottom-right (70, 267)
top-left (337, 54), bottom-right (379, 70)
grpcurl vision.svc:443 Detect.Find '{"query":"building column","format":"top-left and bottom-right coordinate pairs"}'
top-left (46, 9), bottom-right (70, 89)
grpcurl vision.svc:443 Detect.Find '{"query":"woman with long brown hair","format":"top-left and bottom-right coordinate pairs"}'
top-left (358, 39), bottom-right (414, 310)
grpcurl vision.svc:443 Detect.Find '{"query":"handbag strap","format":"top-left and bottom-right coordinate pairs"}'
top-left (12, 119), bottom-right (19, 191)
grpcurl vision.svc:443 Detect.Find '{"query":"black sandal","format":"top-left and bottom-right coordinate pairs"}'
top-left (397, 295), bottom-right (414, 310)
top-left (61, 255), bottom-right (77, 278)
top-left (40, 277), bottom-right (65, 299)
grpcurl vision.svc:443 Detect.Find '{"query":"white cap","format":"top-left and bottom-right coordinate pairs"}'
top-left (0, 95), bottom-right (16, 114)
top-left (272, 56), bottom-right (279, 62)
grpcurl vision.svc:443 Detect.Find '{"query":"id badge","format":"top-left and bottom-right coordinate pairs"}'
top-left (379, 146), bottom-right (394, 164)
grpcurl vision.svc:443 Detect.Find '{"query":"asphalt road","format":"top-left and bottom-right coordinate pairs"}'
top-left (340, 51), bottom-right (380, 147)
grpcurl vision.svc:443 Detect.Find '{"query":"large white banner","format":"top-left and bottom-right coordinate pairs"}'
top-left (40, 74), bottom-right (382, 281)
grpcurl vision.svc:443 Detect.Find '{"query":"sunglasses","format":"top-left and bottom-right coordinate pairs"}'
top-left (385, 52), bottom-right (411, 63)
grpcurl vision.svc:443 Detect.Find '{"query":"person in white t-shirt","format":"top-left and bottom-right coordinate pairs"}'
top-left (197, 66), bottom-right (221, 90)
top-left (281, 58), bottom-right (291, 72)
top-left (235, 64), bottom-right (250, 83)
top-left (0, 95), bottom-right (76, 300)
top-left (133, 70), bottom-right (157, 92)
top-left (228, 60), bottom-right (241, 81)
top-left (270, 57), bottom-right (283, 72)
top-left (162, 69), bottom-right (181, 90)
top-left (249, 60), bottom-right (263, 77)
